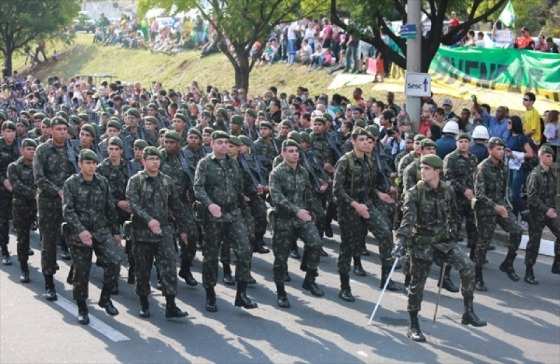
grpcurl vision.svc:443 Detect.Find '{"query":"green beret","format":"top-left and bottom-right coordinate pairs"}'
top-left (231, 115), bottom-right (243, 126)
top-left (323, 113), bottom-right (333, 122)
top-left (238, 135), bottom-right (253, 147)
top-left (56, 111), bottom-right (68, 120)
top-left (109, 116), bottom-right (122, 123)
top-left (188, 127), bottom-right (202, 138)
top-left (0, 111), bottom-right (6, 121)
top-left (299, 132), bottom-right (311, 144)
top-left (133, 139), bottom-right (148, 150)
top-left (456, 132), bottom-right (471, 141)
top-left (81, 124), bottom-right (96, 138)
top-left (488, 137), bottom-right (505, 147)
top-left (108, 136), bottom-right (123, 149)
top-left (1, 121), bottom-right (16, 131)
top-left (245, 109), bottom-right (257, 118)
top-left (78, 112), bottom-right (89, 121)
top-left (21, 138), bottom-right (37, 148)
top-left (259, 121), bottom-right (273, 130)
top-left (203, 127), bottom-right (214, 134)
top-left (539, 144), bottom-right (554, 155)
top-left (148, 103), bottom-right (158, 109)
top-left (79, 148), bottom-right (98, 162)
top-left (420, 138), bottom-right (437, 149)
top-left (354, 118), bottom-right (366, 128)
top-left (420, 155), bottom-right (443, 170)
top-left (68, 115), bottom-right (80, 125)
top-left (229, 135), bottom-right (242, 146)
top-left (365, 125), bottom-right (380, 138)
top-left (215, 108), bottom-right (227, 118)
top-left (51, 116), bottom-right (69, 127)
top-left (127, 108), bottom-right (141, 118)
top-left (405, 133), bottom-right (415, 142)
top-left (41, 118), bottom-right (51, 127)
top-left (282, 139), bottom-right (300, 150)
top-left (351, 126), bottom-right (370, 138)
top-left (211, 130), bottom-right (230, 141)
top-left (164, 130), bottom-right (182, 143)
top-left (414, 134), bottom-right (426, 142)
top-left (143, 116), bottom-right (158, 125)
top-left (159, 128), bottom-right (169, 136)
top-left (173, 113), bottom-right (188, 123)
top-left (107, 120), bottom-right (122, 130)
top-left (312, 117), bottom-right (326, 124)
top-left (142, 146), bottom-right (161, 159)
top-left (287, 131), bottom-right (302, 144)
top-left (33, 112), bottom-right (46, 120)
top-left (279, 120), bottom-right (293, 128)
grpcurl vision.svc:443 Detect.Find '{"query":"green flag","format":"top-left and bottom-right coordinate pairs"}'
top-left (498, 1), bottom-right (516, 27)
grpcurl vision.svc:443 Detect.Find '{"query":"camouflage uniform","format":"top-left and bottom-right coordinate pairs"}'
top-left (254, 137), bottom-right (279, 180)
top-left (238, 153), bottom-right (268, 246)
top-left (402, 160), bottom-right (422, 192)
top-left (63, 173), bottom-right (121, 301)
top-left (0, 137), bottom-right (18, 257)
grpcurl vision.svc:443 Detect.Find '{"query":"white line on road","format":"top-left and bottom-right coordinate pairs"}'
top-left (55, 296), bottom-right (130, 342)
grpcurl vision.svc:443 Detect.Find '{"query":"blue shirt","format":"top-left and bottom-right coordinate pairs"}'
top-left (470, 142), bottom-right (488, 162)
top-left (488, 115), bottom-right (509, 140)
top-left (436, 135), bottom-right (457, 159)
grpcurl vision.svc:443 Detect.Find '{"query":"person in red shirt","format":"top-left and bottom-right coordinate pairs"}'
top-left (418, 103), bottom-right (434, 137)
top-left (515, 27), bottom-right (535, 50)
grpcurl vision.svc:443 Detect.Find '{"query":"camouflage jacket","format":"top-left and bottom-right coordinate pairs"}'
top-left (127, 158), bottom-right (143, 177)
top-left (397, 151), bottom-right (417, 178)
top-left (402, 160), bottom-right (422, 193)
top-left (254, 137), bottom-right (279, 178)
top-left (474, 157), bottom-right (508, 213)
top-left (526, 164), bottom-right (557, 216)
top-left (310, 132), bottom-right (336, 166)
top-left (0, 138), bottom-right (19, 184)
top-left (333, 151), bottom-right (377, 207)
top-left (97, 158), bottom-right (129, 201)
top-left (7, 157), bottom-right (36, 204)
top-left (269, 161), bottom-right (313, 218)
top-left (159, 149), bottom-right (191, 200)
top-left (443, 150), bottom-right (478, 197)
top-left (33, 139), bottom-right (75, 199)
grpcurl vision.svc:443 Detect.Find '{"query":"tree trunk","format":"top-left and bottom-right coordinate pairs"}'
top-left (234, 54), bottom-right (251, 93)
top-left (3, 48), bottom-right (13, 77)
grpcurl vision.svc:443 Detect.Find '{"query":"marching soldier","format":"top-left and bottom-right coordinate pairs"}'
top-left (0, 121), bottom-right (19, 265)
top-left (254, 121), bottom-right (279, 180)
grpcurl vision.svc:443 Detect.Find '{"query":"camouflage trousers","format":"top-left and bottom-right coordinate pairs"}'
top-left (220, 207), bottom-right (253, 265)
top-left (68, 232), bottom-right (121, 301)
top-left (457, 199), bottom-right (478, 247)
top-left (179, 218), bottom-right (200, 269)
top-left (38, 196), bottom-right (63, 276)
top-left (0, 191), bottom-right (12, 250)
top-left (408, 246), bottom-right (475, 312)
top-left (271, 216), bottom-right (322, 283)
top-left (249, 196), bottom-right (268, 242)
top-left (134, 228), bottom-right (178, 297)
top-left (526, 212), bottom-right (560, 267)
top-left (475, 209), bottom-right (522, 267)
top-left (337, 203), bottom-right (393, 275)
top-left (202, 208), bottom-right (252, 287)
top-left (12, 200), bottom-right (36, 264)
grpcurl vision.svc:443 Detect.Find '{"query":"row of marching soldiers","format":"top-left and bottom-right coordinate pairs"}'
top-left (0, 111), bottom-right (558, 342)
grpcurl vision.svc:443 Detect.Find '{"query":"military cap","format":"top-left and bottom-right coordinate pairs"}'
top-left (279, 120), bottom-right (293, 128)
top-left (68, 115), bottom-right (80, 125)
top-left (414, 134), bottom-right (426, 142)
top-left (405, 133), bottom-right (415, 142)
top-left (420, 138), bottom-right (437, 149)
top-left (78, 112), bottom-right (89, 121)
top-left (203, 127), bottom-right (214, 134)
top-left (229, 135), bottom-right (242, 146)
top-left (282, 139), bottom-right (300, 150)
top-left (257, 111), bottom-right (266, 118)
top-left (1, 121), bottom-right (16, 131)
top-left (351, 126), bottom-right (371, 138)
top-left (323, 113), bottom-right (333, 122)
top-left (108, 136), bottom-right (123, 149)
top-left (41, 118), bottom-right (51, 127)
top-left (212, 130), bottom-right (230, 141)
top-left (312, 117), bottom-right (326, 124)
top-left (0, 111), bottom-right (6, 121)
top-left (365, 125), bottom-right (380, 138)
top-left (456, 132), bottom-right (471, 141)
top-left (231, 115), bottom-right (243, 126)
top-left (56, 111), bottom-right (68, 120)
top-left (20, 111), bottom-right (30, 118)
top-left (164, 130), bottom-right (182, 143)
top-left (106, 120), bottom-right (122, 130)
top-left (51, 116), bottom-right (69, 127)
top-left (126, 108), bottom-right (141, 118)
top-left (143, 146), bottom-right (161, 159)
top-left (33, 112), bottom-right (47, 120)
top-left (354, 118), bottom-right (366, 128)
top-left (420, 155), bottom-right (443, 169)
top-left (215, 108), bottom-right (227, 118)
top-left (21, 138), bottom-right (38, 148)
top-left (100, 110), bottom-right (110, 117)
top-left (238, 135), bottom-right (253, 147)
top-left (173, 113), bottom-right (188, 123)
top-left (133, 139), bottom-right (148, 150)
top-left (188, 127), bottom-right (202, 138)
top-left (147, 102), bottom-right (158, 110)
top-left (287, 131), bottom-right (302, 144)
top-left (159, 128), bottom-right (169, 136)
top-left (299, 132), bottom-right (311, 144)
top-left (245, 109), bottom-right (257, 118)
top-left (109, 116), bottom-right (122, 123)
top-left (539, 144), bottom-right (554, 155)
top-left (79, 148), bottom-right (98, 162)
top-left (143, 116), bottom-right (158, 125)
top-left (81, 124), bottom-right (96, 138)
top-left (488, 137), bottom-right (505, 147)
top-left (259, 121), bottom-right (273, 130)
top-left (16, 119), bottom-right (29, 128)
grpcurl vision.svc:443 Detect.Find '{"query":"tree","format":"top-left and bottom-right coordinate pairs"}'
top-left (0, 0), bottom-right (80, 77)
top-left (330, 0), bottom-right (509, 73)
top-left (138, 0), bottom-right (324, 92)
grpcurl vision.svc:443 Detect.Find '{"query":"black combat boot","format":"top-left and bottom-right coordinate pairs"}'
top-left (404, 273), bottom-right (411, 291)
top-left (302, 270), bottom-right (324, 297)
top-left (461, 296), bottom-right (487, 327)
top-left (289, 240), bottom-right (300, 259)
top-left (205, 286), bottom-right (218, 312)
top-left (253, 240), bottom-right (270, 254)
top-left (1, 244), bottom-right (11, 265)
top-left (319, 246), bottom-right (329, 257)
top-left (19, 261), bottom-right (30, 283)
top-left (524, 265), bottom-right (538, 285)
top-left (284, 271), bottom-right (291, 282)
top-left (77, 300), bottom-right (90, 325)
top-left (138, 295), bottom-right (150, 318)
top-left (474, 266), bottom-right (487, 291)
top-left (98, 288), bottom-right (119, 316)
top-left (234, 282), bottom-right (258, 309)
top-left (43, 274), bottom-right (57, 301)
top-left (59, 243), bottom-right (71, 260)
top-left (353, 256), bottom-right (367, 276)
top-left (552, 252), bottom-right (560, 274)
top-left (66, 264), bottom-right (74, 284)
top-left (380, 263), bottom-right (399, 292)
top-left (499, 249), bottom-right (520, 281)
top-left (179, 261), bottom-right (198, 287)
top-left (407, 311), bottom-right (426, 342)
top-left (222, 264), bottom-right (235, 286)
top-left (324, 224), bottom-right (333, 238)
top-left (276, 282), bottom-right (290, 308)
top-left (127, 266), bottom-right (135, 285)
top-left (437, 265), bottom-right (459, 293)
top-left (338, 274), bottom-right (355, 302)
top-left (165, 295), bottom-right (188, 319)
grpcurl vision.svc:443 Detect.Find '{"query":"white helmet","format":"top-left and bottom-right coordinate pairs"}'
top-left (442, 120), bottom-right (459, 135)
top-left (472, 125), bottom-right (490, 140)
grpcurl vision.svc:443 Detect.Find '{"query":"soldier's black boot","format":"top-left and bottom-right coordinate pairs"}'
top-left (353, 256), bottom-right (367, 276)
top-left (234, 282), bottom-right (258, 309)
top-left (127, 266), bottom-right (135, 285)
top-left (98, 288), bottom-right (119, 316)
top-left (404, 274), bottom-right (411, 291)
top-left (19, 261), bottom-right (30, 283)
top-left (66, 264), bottom-right (74, 284)
top-left (461, 296), bottom-right (487, 327)
top-left (319, 246), bottom-right (329, 257)
top-left (469, 246), bottom-right (476, 261)
top-left (179, 261), bottom-right (198, 287)
top-left (380, 263), bottom-right (399, 292)
top-left (276, 282), bottom-right (290, 308)
top-left (60, 242), bottom-right (71, 260)
top-left (324, 224), bottom-right (333, 238)
top-left (1, 244), bottom-right (11, 265)
top-left (77, 300), bottom-right (90, 325)
top-left (165, 295), bottom-right (188, 319)
top-left (475, 266), bottom-right (487, 291)
top-left (138, 295), bottom-right (150, 318)
top-left (284, 271), bottom-right (291, 282)
top-left (302, 270), bottom-right (324, 297)
top-left (222, 264), bottom-right (235, 286)
top-left (438, 265), bottom-right (459, 293)
top-left (112, 280), bottom-right (119, 295)
top-left (289, 240), bottom-right (300, 259)
top-left (253, 240), bottom-right (270, 254)
top-left (205, 286), bottom-right (218, 312)
top-left (552, 252), bottom-right (560, 274)
top-left (43, 274), bottom-right (57, 301)
top-left (524, 265), bottom-right (538, 285)
top-left (499, 250), bottom-right (520, 281)
top-left (407, 311), bottom-right (426, 342)
top-left (338, 274), bottom-right (355, 302)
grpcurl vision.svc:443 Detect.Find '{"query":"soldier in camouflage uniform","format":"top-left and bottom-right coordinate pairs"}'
top-left (474, 137), bottom-right (522, 291)
top-left (63, 149), bottom-right (122, 325)
top-left (0, 121), bottom-right (19, 265)
top-left (7, 138), bottom-right (36, 281)
top-left (128, 139), bottom-right (148, 177)
top-left (126, 146), bottom-right (189, 319)
top-left (33, 116), bottom-right (76, 301)
top-left (194, 131), bottom-right (258, 312)
top-left (394, 154), bottom-right (486, 343)
top-left (333, 127), bottom-right (397, 302)
top-left (524, 145), bottom-right (560, 283)
top-left (254, 121), bottom-right (279, 180)
top-left (269, 139), bottom-right (325, 308)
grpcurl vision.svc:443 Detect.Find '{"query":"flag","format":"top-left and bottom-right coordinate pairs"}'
top-left (498, 1), bottom-right (516, 28)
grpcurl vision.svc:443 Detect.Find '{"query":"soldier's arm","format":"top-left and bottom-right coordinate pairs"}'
top-left (526, 171), bottom-right (548, 215)
top-left (402, 163), bottom-right (415, 192)
top-left (126, 176), bottom-right (153, 223)
top-left (269, 168), bottom-right (301, 216)
top-left (193, 158), bottom-right (214, 208)
top-left (104, 181), bottom-right (121, 235)
top-left (447, 187), bottom-right (460, 240)
top-left (7, 163), bottom-right (35, 199)
top-left (33, 147), bottom-right (61, 196)
top-left (62, 180), bottom-right (87, 234)
top-left (396, 188), bottom-right (418, 249)
top-left (443, 156), bottom-right (466, 195)
top-left (474, 165), bottom-right (496, 209)
top-left (168, 179), bottom-right (190, 233)
top-left (332, 158), bottom-right (353, 206)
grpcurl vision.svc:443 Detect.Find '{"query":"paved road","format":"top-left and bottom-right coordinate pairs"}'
top-left (1, 228), bottom-right (559, 364)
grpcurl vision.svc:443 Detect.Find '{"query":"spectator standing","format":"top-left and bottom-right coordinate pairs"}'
top-left (287, 21), bottom-right (300, 65)
top-left (515, 27), bottom-right (535, 49)
top-left (522, 92), bottom-right (542, 146)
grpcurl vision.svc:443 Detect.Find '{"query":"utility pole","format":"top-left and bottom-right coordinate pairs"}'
top-left (405, 0), bottom-right (422, 128)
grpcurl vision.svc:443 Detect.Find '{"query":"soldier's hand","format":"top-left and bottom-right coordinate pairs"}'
top-left (208, 203), bottom-right (222, 218)
top-left (58, 190), bottom-right (64, 200)
top-left (391, 243), bottom-right (405, 258)
top-left (377, 191), bottom-right (395, 204)
top-left (324, 163), bottom-right (335, 174)
top-left (296, 209), bottom-right (312, 222)
top-left (319, 182), bottom-right (328, 192)
top-left (495, 204), bottom-right (508, 218)
top-left (79, 230), bottom-right (93, 247)
top-left (113, 235), bottom-right (123, 247)
top-left (352, 202), bottom-right (370, 219)
top-left (546, 208), bottom-right (558, 219)
top-left (180, 232), bottom-right (188, 243)
top-left (464, 189), bottom-right (475, 201)
top-left (117, 200), bottom-right (131, 212)
top-left (148, 219), bottom-right (162, 234)
top-left (256, 185), bottom-right (264, 194)
top-left (2, 179), bottom-right (12, 192)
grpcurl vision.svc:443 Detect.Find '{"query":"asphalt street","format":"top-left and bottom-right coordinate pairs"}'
top-left (1, 227), bottom-right (559, 364)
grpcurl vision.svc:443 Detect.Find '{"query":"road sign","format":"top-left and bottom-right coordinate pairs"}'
top-left (405, 72), bottom-right (431, 97)
top-left (399, 23), bottom-right (417, 39)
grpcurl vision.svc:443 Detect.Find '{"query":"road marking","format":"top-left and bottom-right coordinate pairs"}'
top-left (55, 296), bottom-right (130, 342)
top-left (357, 350), bottom-right (368, 358)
